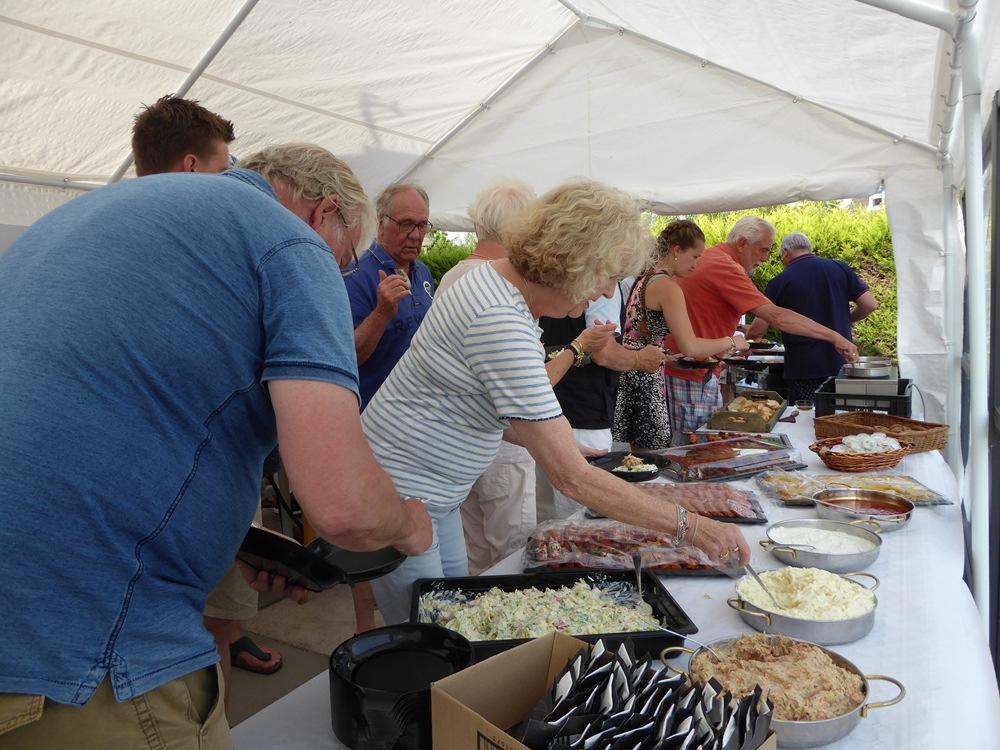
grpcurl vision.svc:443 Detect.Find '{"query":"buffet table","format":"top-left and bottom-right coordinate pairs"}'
top-left (232, 413), bottom-right (1000, 749)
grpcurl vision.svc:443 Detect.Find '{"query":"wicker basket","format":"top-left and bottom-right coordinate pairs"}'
top-left (809, 436), bottom-right (912, 472)
top-left (814, 412), bottom-right (947, 454)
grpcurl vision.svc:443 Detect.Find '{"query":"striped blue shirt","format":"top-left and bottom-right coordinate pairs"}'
top-left (363, 262), bottom-right (562, 509)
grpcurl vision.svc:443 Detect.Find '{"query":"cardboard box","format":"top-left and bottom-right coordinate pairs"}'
top-left (431, 631), bottom-right (777, 750)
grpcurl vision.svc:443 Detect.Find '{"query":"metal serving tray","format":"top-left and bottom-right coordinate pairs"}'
top-left (410, 569), bottom-right (697, 661)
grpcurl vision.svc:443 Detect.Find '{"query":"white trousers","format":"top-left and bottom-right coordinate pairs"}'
top-left (460, 441), bottom-right (536, 575)
top-left (536, 428), bottom-right (613, 523)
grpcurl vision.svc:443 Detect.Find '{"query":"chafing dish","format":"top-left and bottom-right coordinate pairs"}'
top-left (727, 571), bottom-right (879, 645)
top-left (662, 635), bottom-right (904, 748)
top-left (759, 519), bottom-right (881, 573)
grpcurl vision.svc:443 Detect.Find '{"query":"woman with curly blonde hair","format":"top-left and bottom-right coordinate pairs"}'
top-left (362, 179), bottom-right (751, 624)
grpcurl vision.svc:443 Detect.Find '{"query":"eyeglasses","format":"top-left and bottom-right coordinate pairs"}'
top-left (385, 215), bottom-right (433, 235)
top-left (337, 207), bottom-right (360, 277)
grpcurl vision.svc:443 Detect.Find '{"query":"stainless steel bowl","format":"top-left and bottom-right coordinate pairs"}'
top-left (841, 356), bottom-right (892, 378)
top-left (760, 519), bottom-right (881, 573)
top-left (812, 488), bottom-right (914, 532)
top-left (661, 635), bottom-right (905, 748)
top-left (728, 571), bottom-right (879, 645)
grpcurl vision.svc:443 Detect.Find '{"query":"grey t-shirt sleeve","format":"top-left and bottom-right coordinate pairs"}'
top-left (257, 240), bottom-right (360, 396)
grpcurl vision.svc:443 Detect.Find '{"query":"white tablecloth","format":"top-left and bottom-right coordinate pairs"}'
top-left (232, 413), bottom-right (1000, 749)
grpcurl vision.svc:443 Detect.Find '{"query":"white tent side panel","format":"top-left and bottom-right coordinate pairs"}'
top-left (884, 166), bottom-right (950, 423)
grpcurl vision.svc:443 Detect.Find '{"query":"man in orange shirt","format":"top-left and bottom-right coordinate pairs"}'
top-left (663, 216), bottom-right (858, 438)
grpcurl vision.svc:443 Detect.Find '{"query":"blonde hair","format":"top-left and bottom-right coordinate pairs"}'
top-left (239, 144), bottom-right (376, 251)
top-left (468, 180), bottom-right (536, 240)
top-left (505, 179), bottom-right (654, 303)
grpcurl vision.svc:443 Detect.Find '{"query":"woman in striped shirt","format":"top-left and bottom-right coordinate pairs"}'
top-left (363, 180), bottom-right (751, 623)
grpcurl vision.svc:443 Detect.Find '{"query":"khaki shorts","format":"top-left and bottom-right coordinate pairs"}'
top-left (203, 562), bottom-right (259, 621)
top-left (204, 506), bottom-right (263, 621)
top-left (0, 665), bottom-right (230, 749)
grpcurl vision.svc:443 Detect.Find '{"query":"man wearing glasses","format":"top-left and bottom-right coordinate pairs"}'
top-left (344, 183), bottom-right (436, 410)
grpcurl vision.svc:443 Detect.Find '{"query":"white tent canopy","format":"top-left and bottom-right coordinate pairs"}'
top-left (1, 0), bottom-right (997, 614)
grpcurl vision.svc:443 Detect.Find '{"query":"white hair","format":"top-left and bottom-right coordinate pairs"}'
top-left (376, 183), bottom-right (429, 219)
top-left (239, 143), bottom-right (376, 251)
top-left (726, 216), bottom-right (776, 245)
top-left (781, 232), bottom-right (812, 254)
top-left (468, 180), bottom-right (537, 240)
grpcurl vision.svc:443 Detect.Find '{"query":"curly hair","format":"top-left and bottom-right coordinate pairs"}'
top-left (131, 95), bottom-right (234, 176)
top-left (239, 144), bottom-right (376, 252)
top-left (505, 180), bottom-right (654, 303)
top-left (656, 219), bottom-right (706, 257)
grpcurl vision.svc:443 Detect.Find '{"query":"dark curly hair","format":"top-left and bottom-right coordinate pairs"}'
top-left (131, 95), bottom-right (235, 176)
top-left (656, 219), bottom-right (706, 257)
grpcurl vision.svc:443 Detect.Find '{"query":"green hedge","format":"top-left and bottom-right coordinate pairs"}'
top-left (421, 231), bottom-right (475, 286)
top-left (423, 203), bottom-right (897, 357)
top-left (652, 202), bottom-right (896, 357)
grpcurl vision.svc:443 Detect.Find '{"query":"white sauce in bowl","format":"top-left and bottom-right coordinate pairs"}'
top-left (769, 527), bottom-right (875, 555)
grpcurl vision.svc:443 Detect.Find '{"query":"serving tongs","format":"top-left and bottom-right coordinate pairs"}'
top-left (715, 557), bottom-right (787, 611)
top-left (632, 551), bottom-right (723, 660)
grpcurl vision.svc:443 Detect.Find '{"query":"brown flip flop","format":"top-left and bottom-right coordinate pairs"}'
top-left (230, 636), bottom-right (283, 675)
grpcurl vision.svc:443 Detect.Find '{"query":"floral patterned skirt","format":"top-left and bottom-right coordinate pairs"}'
top-left (613, 368), bottom-right (671, 450)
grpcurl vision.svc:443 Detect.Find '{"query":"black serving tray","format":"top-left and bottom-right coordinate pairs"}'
top-left (237, 526), bottom-right (405, 591)
top-left (588, 450), bottom-right (668, 482)
top-left (410, 569), bottom-right (697, 661)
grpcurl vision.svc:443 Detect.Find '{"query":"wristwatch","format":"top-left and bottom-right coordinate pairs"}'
top-left (544, 341), bottom-right (587, 367)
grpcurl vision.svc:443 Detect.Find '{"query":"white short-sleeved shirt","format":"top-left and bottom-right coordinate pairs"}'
top-left (362, 262), bottom-right (562, 509)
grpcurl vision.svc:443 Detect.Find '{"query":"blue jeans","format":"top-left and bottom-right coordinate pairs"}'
top-left (371, 504), bottom-right (469, 624)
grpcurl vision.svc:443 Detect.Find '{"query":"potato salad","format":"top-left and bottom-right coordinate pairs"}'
top-left (418, 581), bottom-right (660, 641)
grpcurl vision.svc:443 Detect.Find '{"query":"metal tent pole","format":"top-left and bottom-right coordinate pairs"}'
top-left (941, 156), bottom-right (964, 477)
top-left (105, 0), bottom-right (261, 183)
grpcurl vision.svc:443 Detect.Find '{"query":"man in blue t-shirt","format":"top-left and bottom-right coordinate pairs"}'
top-left (0, 144), bottom-right (431, 749)
top-left (746, 232), bottom-right (879, 401)
top-left (344, 183), bottom-right (436, 410)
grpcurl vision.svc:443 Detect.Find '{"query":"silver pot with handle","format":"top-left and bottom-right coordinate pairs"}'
top-left (727, 572), bottom-right (879, 645)
top-left (813, 488), bottom-right (913, 532)
top-left (661, 635), bottom-right (905, 748)
top-left (760, 519), bottom-right (881, 573)
top-left (841, 356), bottom-right (892, 378)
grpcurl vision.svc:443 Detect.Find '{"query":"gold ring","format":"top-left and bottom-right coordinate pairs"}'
top-left (719, 549), bottom-right (731, 560)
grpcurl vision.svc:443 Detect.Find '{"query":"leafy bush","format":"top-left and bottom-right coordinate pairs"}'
top-left (421, 231), bottom-right (475, 286)
top-left (652, 202), bottom-right (896, 357)
top-left (421, 204), bottom-right (897, 358)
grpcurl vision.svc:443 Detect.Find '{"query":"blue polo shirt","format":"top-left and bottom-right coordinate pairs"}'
top-left (0, 169), bottom-right (358, 705)
top-left (344, 245), bottom-right (435, 408)
top-left (764, 253), bottom-right (868, 380)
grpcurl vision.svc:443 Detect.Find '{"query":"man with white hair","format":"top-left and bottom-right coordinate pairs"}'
top-left (663, 216), bottom-right (858, 437)
top-left (0, 144), bottom-right (432, 748)
top-left (345, 183), bottom-right (436, 410)
top-left (745, 231), bottom-right (878, 401)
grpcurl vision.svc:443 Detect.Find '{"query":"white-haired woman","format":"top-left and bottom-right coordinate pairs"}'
top-left (363, 179), bottom-right (752, 623)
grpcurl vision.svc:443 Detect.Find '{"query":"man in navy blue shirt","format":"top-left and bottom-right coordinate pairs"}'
top-left (345, 183), bottom-right (436, 410)
top-left (746, 232), bottom-right (878, 401)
